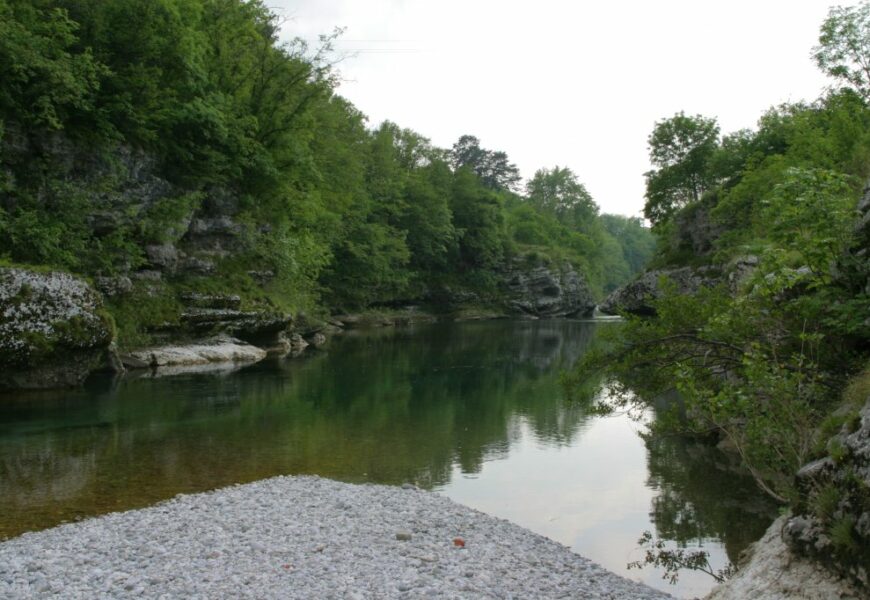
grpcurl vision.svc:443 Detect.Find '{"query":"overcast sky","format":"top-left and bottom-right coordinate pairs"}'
top-left (273, 0), bottom-right (851, 217)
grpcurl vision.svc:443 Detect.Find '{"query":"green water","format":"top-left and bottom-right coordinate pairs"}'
top-left (0, 320), bottom-right (776, 597)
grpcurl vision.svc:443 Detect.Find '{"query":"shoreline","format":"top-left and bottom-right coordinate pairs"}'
top-left (0, 475), bottom-right (672, 599)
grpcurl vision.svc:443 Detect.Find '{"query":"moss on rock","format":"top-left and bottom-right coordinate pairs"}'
top-left (0, 267), bottom-right (113, 389)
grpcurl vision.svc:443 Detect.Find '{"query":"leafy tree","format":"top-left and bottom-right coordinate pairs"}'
top-left (0, 0), bottom-right (104, 131)
top-left (526, 166), bottom-right (598, 228)
top-left (644, 112), bottom-right (720, 225)
top-left (450, 168), bottom-right (506, 270)
top-left (401, 161), bottom-right (457, 272)
top-left (814, 1), bottom-right (870, 100)
top-left (450, 135), bottom-right (521, 192)
top-left (599, 214), bottom-right (656, 275)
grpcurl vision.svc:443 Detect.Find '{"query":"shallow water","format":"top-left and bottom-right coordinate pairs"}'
top-left (0, 320), bottom-right (775, 598)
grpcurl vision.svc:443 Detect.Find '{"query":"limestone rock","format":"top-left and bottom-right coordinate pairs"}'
top-left (288, 333), bottom-right (309, 357)
top-left (784, 395), bottom-right (870, 587)
top-left (598, 266), bottom-right (721, 316)
top-left (706, 515), bottom-right (861, 600)
top-left (180, 308), bottom-right (291, 339)
top-left (144, 244), bottom-right (179, 272)
top-left (94, 276), bottom-right (133, 298)
top-left (0, 268), bottom-right (113, 389)
top-left (122, 336), bottom-right (266, 371)
top-left (502, 261), bottom-right (596, 318)
top-left (673, 198), bottom-right (724, 256)
top-left (179, 293), bottom-right (241, 310)
top-left (306, 332), bottom-right (327, 348)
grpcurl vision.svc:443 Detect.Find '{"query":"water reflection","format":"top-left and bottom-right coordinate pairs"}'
top-left (0, 321), bottom-right (592, 536)
top-left (643, 432), bottom-right (778, 565)
top-left (0, 320), bottom-right (774, 597)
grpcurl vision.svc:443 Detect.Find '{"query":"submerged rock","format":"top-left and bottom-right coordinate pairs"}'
top-left (0, 267), bottom-right (113, 389)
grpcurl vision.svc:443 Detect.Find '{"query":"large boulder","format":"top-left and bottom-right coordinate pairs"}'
top-left (598, 266), bottom-right (721, 316)
top-left (121, 335), bottom-right (266, 372)
top-left (503, 262), bottom-right (596, 318)
top-left (0, 268), bottom-right (113, 389)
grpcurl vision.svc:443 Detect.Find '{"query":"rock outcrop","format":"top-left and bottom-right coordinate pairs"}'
top-left (0, 268), bottom-right (113, 389)
top-left (706, 515), bottom-right (862, 600)
top-left (175, 292), bottom-right (292, 350)
top-left (783, 394), bottom-right (870, 588)
top-left (502, 261), bottom-right (596, 318)
top-left (672, 196), bottom-right (724, 256)
top-left (598, 266), bottom-right (722, 316)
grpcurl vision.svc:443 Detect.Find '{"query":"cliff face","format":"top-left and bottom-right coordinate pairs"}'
top-left (502, 261), bottom-right (597, 318)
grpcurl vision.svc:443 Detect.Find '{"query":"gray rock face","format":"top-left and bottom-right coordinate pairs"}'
top-left (708, 515), bottom-right (861, 600)
top-left (598, 266), bottom-right (721, 316)
top-left (0, 268), bottom-right (113, 389)
top-left (503, 262), bottom-right (596, 318)
top-left (94, 275), bottom-right (134, 298)
top-left (672, 198), bottom-right (724, 256)
top-left (144, 243), bottom-right (179, 271)
top-left (785, 395), bottom-right (870, 587)
top-left (175, 293), bottom-right (292, 353)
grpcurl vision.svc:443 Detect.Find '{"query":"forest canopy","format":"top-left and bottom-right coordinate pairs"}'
top-left (0, 0), bottom-right (653, 319)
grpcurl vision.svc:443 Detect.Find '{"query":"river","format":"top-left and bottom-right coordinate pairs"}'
top-left (0, 320), bottom-right (776, 598)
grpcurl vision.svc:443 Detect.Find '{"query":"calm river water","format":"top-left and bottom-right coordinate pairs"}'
top-left (0, 320), bottom-right (776, 598)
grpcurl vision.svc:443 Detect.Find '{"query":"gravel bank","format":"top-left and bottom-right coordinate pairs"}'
top-left (0, 476), bottom-right (673, 599)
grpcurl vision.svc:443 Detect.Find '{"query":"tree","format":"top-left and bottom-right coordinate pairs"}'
top-left (814, 1), bottom-right (870, 100)
top-left (526, 166), bottom-right (598, 228)
top-left (450, 169), bottom-right (506, 270)
top-left (450, 135), bottom-right (521, 192)
top-left (599, 214), bottom-right (656, 275)
top-left (0, 0), bottom-right (105, 131)
top-left (644, 112), bottom-right (720, 225)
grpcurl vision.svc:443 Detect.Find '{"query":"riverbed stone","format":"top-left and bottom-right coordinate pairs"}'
top-left (0, 476), bottom-right (674, 599)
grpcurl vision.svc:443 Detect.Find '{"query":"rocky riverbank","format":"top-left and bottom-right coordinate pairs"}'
top-left (706, 516), bottom-right (862, 600)
top-left (0, 476), bottom-right (672, 599)
top-left (0, 256), bottom-right (601, 390)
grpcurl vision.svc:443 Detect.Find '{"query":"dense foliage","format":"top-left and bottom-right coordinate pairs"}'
top-left (0, 0), bottom-right (653, 324)
top-left (572, 0), bottom-right (870, 580)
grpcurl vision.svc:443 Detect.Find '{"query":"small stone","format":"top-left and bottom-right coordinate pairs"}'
top-left (395, 530), bottom-right (412, 541)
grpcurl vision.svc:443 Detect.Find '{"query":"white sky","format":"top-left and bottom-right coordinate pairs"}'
top-left (274, 0), bottom-right (851, 217)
